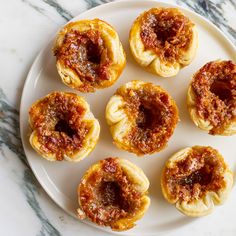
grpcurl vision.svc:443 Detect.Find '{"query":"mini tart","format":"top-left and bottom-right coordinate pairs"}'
top-left (53, 19), bottom-right (126, 92)
top-left (187, 60), bottom-right (236, 135)
top-left (29, 92), bottom-right (100, 162)
top-left (161, 146), bottom-right (233, 217)
top-left (129, 7), bottom-right (198, 77)
top-left (77, 157), bottom-right (150, 231)
top-left (106, 80), bottom-right (179, 155)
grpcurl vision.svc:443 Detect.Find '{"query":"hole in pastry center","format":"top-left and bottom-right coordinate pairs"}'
top-left (155, 25), bottom-right (176, 44)
top-left (55, 119), bottom-right (76, 137)
top-left (86, 40), bottom-right (101, 64)
top-left (153, 16), bottom-right (183, 45)
top-left (210, 80), bottom-right (232, 102)
top-left (99, 181), bottom-right (123, 207)
top-left (136, 105), bottom-right (160, 129)
top-left (178, 168), bottom-right (212, 186)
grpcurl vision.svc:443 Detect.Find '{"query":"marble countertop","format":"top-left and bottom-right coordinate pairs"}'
top-left (0, 0), bottom-right (236, 235)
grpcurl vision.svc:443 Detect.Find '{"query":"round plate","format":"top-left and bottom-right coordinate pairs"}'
top-left (20, 0), bottom-right (236, 235)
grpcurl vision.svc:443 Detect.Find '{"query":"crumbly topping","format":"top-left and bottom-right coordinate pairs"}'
top-left (163, 146), bottom-right (226, 202)
top-left (55, 30), bottom-right (110, 92)
top-left (140, 8), bottom-right (193, 63)
top-left (79, 158), bottom-right (142, 227)
top-left (29, 92), bottom-right (89, 160)
top-left (117, 83), bottom-right (178, 155)
top-left (191, 60), bottom-right (236, 134)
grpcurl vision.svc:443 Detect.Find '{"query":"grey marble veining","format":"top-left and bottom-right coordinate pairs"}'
top-left (177, 0), bottom-right (236, 44)
top-left (41, 0), bottom-right (73, 20)
top-left (0, 89), bottom-right (61, 236)
top-left (22, 0), bottom-right (73, 21)
top-left (21, 0), bottom-right (115, 22)
top-left (0, 89), bottom-right (27, 166)
top-left (84, 0), bottom-right (114, 9)
top-left (0, 0), bottom-right (236, 235)
top-left (23, 169), bottom-right (61, 236)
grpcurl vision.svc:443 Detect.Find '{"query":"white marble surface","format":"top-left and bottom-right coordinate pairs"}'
top-left (0, 0), bottom-right (236, 235)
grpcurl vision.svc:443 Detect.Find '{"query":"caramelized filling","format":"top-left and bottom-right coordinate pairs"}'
top-left (99, 181), bottom-right (122, 207)
top-left (79, 158), bottom-right (141, 226)
top-left (192, 61), bottom-right (236, 134)
top-left (55, 30), bottom-right (110, 91)
top-left (178, 168), bottom-right (212, 186)
top-left (164, 147), bottom-right (226, 202)
top-left (136, 105), bottom-right (159, 129)
top-left (55, 119), bottom-right (76, 138)
top-left (29, 93), bottom-right (89, 160)
top-left (140, 8), bottom-right (193, 63)
top-left (210, 80), bottom-right (233, 102)
top-left (86, 39), bottom-right (102, 64)
top-left (117, 83), bottom-right (178, 155)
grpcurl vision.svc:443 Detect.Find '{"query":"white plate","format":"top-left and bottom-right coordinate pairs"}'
top-left (20, 0), bottom-right (236, 235)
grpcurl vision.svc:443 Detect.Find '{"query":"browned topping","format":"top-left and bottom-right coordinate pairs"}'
top-left (163, 146), bottom-right (226, 202)
top-left (29, 92), bottom-right (90, 160)
top-left (79, 158), bottom-right (142, 228)
top-left (54, 30), bottom-right (110, 92)
top-left (191, 61), bottom-right (236, 135)
top-left (117, 83), bottom-right (178, 155)
top-left (140, 8), bottom-right (193, 63)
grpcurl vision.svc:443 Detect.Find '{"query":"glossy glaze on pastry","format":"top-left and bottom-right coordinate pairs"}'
top-left (161, 146), bottom-right (233, 217)
top-left (187, 60), bottom-right (236, 135)
top-left (29, 92), bottom-right (100, 161)
top-left (77, 157), bottom-right (150, 231)
top-left (129, 7), bottom-right (198, 77)
top-left (106, 80), bottom-right (179, 155)
top-left (53, 19), bottom-right (126, 92)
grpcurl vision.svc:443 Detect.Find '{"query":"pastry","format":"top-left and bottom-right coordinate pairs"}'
top-left (77, 157), bottom-right (150, 231)
top-left (161, 146), bottom-right (233, 217)
top-left (29, 91), bottom-right (100, 161)
top-left (53, 19), bottom-right (126, 92)
top-left (106, 80), bottom-right (179, 155)
top-left (187, 60), bottom-right (236, 135)
top-left (129, 7), bottom-right (198, 77)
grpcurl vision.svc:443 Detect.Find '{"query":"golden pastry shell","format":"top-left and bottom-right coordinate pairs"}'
top-left (161, 146), bottom-right (233, 217)
top-left (29, 92), bottom-right (100, 162)
top-left (129, 7), bottom-right (198, 77)
top-left (78, 158), bottom-right (150, 231)
top-left (187, 60), bottom-right (236, 136)
top-left (53, 19), bottom-right (126, 92)
top-left (106, 80), bottom-right (178, 155)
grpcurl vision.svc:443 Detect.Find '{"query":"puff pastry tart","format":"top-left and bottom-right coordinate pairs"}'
top-left (187, 60), bottom-right (236, 135)
top-left (161, 146), bottom-right (233, 217)
top-left (77, 157), bottom-right (150, 231)
top-left (29, 92), bottom-right (100, 161)
top-left (129, 8), bottom-right (198, 77)
top-left (53, 19), bottom-right (126, 92)
top-left (106, 80), bottom-right (179, 155)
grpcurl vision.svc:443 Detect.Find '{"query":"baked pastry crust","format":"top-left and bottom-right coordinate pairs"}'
top-left (106, 80), bottom-right (179, 155)
top-left (77, 157), bottom-right (150, 231)
top-left (161, 146), bottom-right (233, 217)
top-left (129, 7), bottom-right (198, 77)
top-left (29, 92), bottom-right (100, 162)
top-left (53, 19), bottom-right (126, 92)
top-left (187, 60), bottom-right (236, 135)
